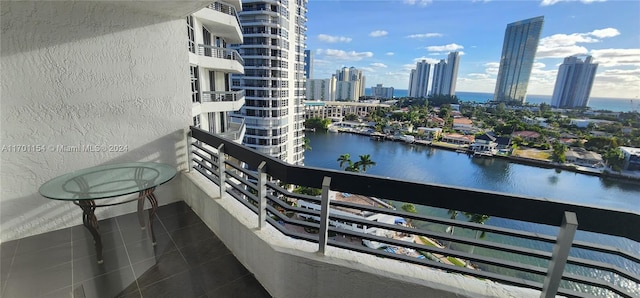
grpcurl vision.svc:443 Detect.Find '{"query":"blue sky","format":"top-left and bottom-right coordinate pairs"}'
top-left (306, 0), bottom-right (640, 99)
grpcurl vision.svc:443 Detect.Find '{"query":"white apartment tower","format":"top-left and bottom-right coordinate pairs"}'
top-left (233, 0), bottom-right (308, 164)
top-left (430, 52), bottom-right (460, 96)
top-left (306, 76), bottom-right (336, 101)
top-left (188, 2), bottom-right (246, 142)
top-left (551, 56), bottom-right (598, 109)
top-left (371, 84), bottom-right (394, 99)
top-left (336, 67), bottom-right (366, 100)
top-left (408, 60), bottom-right (431, 98)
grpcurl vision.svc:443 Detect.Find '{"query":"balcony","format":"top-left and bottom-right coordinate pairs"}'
top-left (218, 116), bottom-right (246, 143)
top-left (192, 90), bottom-right (246, 116)
top-left (189, 45), bottom-right (244, 74)
top-left (193, 2), bottom-right (243, 44)
top-left (185, 126), bottom-right (639, 298)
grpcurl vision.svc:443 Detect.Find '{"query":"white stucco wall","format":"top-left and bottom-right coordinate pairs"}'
top-left (0, 1), bottom-right (202, 242)
top-left (182, 172), bottom-right (541, 298)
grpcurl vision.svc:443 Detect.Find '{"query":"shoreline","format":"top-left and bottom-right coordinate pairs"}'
top-left (333, 129), bottom-right (640, 183)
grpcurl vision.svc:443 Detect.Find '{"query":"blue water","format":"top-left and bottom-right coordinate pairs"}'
top-left (304, 132), bottom-right (640, 296)
top-left (366, 88), bottom-right (639, 113)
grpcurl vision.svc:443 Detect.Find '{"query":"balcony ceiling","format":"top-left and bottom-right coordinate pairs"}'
top-left (114, 1), bottom-right (214, 18)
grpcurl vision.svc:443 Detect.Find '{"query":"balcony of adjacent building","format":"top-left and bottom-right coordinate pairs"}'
top-left (192, 90), bottom-right (246, 116)
top-left (193, 2), bottom-right (243, 44)
top-left (189, 45), bottom-right (244, 74)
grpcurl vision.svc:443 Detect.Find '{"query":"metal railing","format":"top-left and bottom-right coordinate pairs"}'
top-left (188, 126), bottom-right (640, 298)
top-left (197, 45), bottom-right (244, 65)
top-left (201, 90), bottom-right (245, 103)
top-left (206, 2), bottom-right (243, 33)
top-left (218, 116), bottom-right (245, 141)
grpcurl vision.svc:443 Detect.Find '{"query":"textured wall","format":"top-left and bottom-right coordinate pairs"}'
top-left (0, 2), bottom-right (192, 242)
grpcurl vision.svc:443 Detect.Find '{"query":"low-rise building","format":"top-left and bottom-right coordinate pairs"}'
top-left (565, 148), bottom-right (604, 168)
top-left (416, 127), bottom-right (442, 140)
top-left (441, 133), bottom-right (474, 145)
top-left (471, 133), bottom-right (497, 153)
top-left (620, 146), bottom-right (640, 171)
top-left (512, 131), bottom-right (541, 142)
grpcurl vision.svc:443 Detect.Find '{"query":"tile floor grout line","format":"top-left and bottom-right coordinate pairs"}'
top-left (206, 272), bottom-right (253, 294)
top-left (115, 215), bottom-right (143, 297)
top-left (156, 213), bottom-right (190, 265)
top-left (0, 238), bottom-right (20, 298)
top-left (70, 227), bottom-right (75, 298)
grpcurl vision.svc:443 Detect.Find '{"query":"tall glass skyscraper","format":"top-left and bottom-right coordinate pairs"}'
top-left (493, 16), bottom-right (544, 104)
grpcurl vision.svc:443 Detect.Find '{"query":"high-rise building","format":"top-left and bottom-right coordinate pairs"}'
top-left (233, 0), bottom-right (308, 165)
top-left (551, 56), bottom-right (598, 109)
top-left (493, 16), bottom-right (544, 104)
top-left (306, 76), bottom-right (336, 101)
top-left (408, 60), bottom-right (431, 98)
top-left (335, 67), bottom-right (366, 100)
top-left (371, 84), bottom-right (394, 99)
top-left (188, 2), bottom-right (245, 142)
top-left (304, 49), bottom-right (313, 79)
top-left (430, 52), bottom-right (460, 96)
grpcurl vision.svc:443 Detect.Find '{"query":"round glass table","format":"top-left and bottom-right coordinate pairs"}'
top-left (39, 162), bottom-right (177, 263)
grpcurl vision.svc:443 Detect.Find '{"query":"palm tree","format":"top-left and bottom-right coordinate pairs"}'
top-left (337, 154), bottom-right (351, 169)
top-left (463, 212), bottom-right (491, 266)
top-left (354, 154), bottom-right (376, 172)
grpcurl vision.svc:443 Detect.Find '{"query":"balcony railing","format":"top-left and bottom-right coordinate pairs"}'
top-left (201, 90), bottom-right (245, 103)
top-left (218, 116), bottom-right (245, 141)
top-left (188, 126), bottom-right (640, 298)
top-left (197, 45), bottom-right (244, 65)
top-left (206, 2), bottom-right (243, 33)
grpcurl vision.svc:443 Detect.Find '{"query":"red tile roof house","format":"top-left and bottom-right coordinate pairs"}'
top-left (441, 133), bottom-right (475, 145)
top-left (511, 131), bottom-right (541, 142)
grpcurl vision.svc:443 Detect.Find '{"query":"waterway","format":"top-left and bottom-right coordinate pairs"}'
top-left (303, 131), bottom-right (640, 296)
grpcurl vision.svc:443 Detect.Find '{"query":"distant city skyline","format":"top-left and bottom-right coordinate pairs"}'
top-left (306, 0), bottom-right (640, 99)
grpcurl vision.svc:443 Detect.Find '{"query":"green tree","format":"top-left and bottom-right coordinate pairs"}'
top-left (603, 147), bottom-right (624, 172)
top-left (354, 154), bottom-right (376, 172)
top-left (337, 154), bottom-right (351, 168)
top-left (402, 203), bottom-right (417, 213)
top-left (304, 117), bottom-right (331, 130)
top-left (345, 113), bottom-right (358, 121)
top-left (303, 137), bottom-right (312, 151)
top-left (293, 186), bottom-right (321, 196)
top-left (551, 142), bottom-right (567, 163)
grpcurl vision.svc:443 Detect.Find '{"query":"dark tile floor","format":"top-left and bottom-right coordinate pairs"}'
top-left (0, 201), bottom-right (271, 298)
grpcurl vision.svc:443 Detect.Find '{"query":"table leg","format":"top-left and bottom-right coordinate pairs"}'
top-left (140, 188), bottom-right (159, 245)
top-left (77, 200), bottom-right (103, 264)
top-left (137, 196), bottom-right (146, 230)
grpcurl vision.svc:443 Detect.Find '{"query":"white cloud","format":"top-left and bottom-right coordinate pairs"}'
top-left (590, 48), bottom-right (640, 67)
top-left (317, 34), bottom-right (352, 43)
top-left (537, 28), bottom-right (620, 59)
top-left (386, 52), bottom-right (394, 56)
top-left (403, 0), bottom-right (432, 6)
top-left (429, 53), bottom-right (441, 56)
top-left (316, 49), bottom-right (374, 61)
top-left (590, 28), bottom-right (620, 38)
top-left (484, 62), bottom-right (500, 75)
top-left (406, 33), bottom-right (443, 39)
top-left (369, 30), bottom-right (388, 37)
top-left (426, 43), bottom-right (464, 52)
top-left (371, 63), bottom-right (388, 68)
top-left (540, 0), bottom-right (606, 6)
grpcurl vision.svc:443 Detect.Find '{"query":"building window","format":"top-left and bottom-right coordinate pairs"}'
top-left (191, 65), bottom-right (200, 103)
top-left (187, 16), bottom-right (195, 53)
top-left (193, 115), bottom-right (201, 128)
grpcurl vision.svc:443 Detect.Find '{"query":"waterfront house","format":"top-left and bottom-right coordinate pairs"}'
top-left (565, 148), bottom-right (604, 168)
top-left (620, 146), bottom-right (640, 171)
top-left (416, 127), bottom-right (443, 140)
top-left (441, 133), bottom-right (475, 145)
top-left (452, 117), bottom-right (473, 129)
top-left (427, 116), bottom-right (446, 127)
top-left (511, 131), bottom-right (541, 142)
top-left (470, 133), bottom-right (498, 153)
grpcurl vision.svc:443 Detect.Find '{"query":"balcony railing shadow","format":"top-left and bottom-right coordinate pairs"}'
top-left (188, 126), bottom-right (640, 298)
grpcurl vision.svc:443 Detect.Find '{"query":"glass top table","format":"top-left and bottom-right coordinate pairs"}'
top-left (39, 162), bottom-right (177, 263)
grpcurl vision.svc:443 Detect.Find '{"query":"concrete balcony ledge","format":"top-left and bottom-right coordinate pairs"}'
top-left (180, 171), bottom-right (540, 298)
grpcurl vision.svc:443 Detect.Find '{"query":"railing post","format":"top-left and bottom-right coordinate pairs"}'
top-left (186, 130), bottom-right (193, 172)
top-left (541, 211), bottom-right (578, 298)
top-left (217, 144), bottom-right (226, 198)
top-left (318, 176), bottom-right (331, 255)
top-left (257, 161), bottom-right (267, 229)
